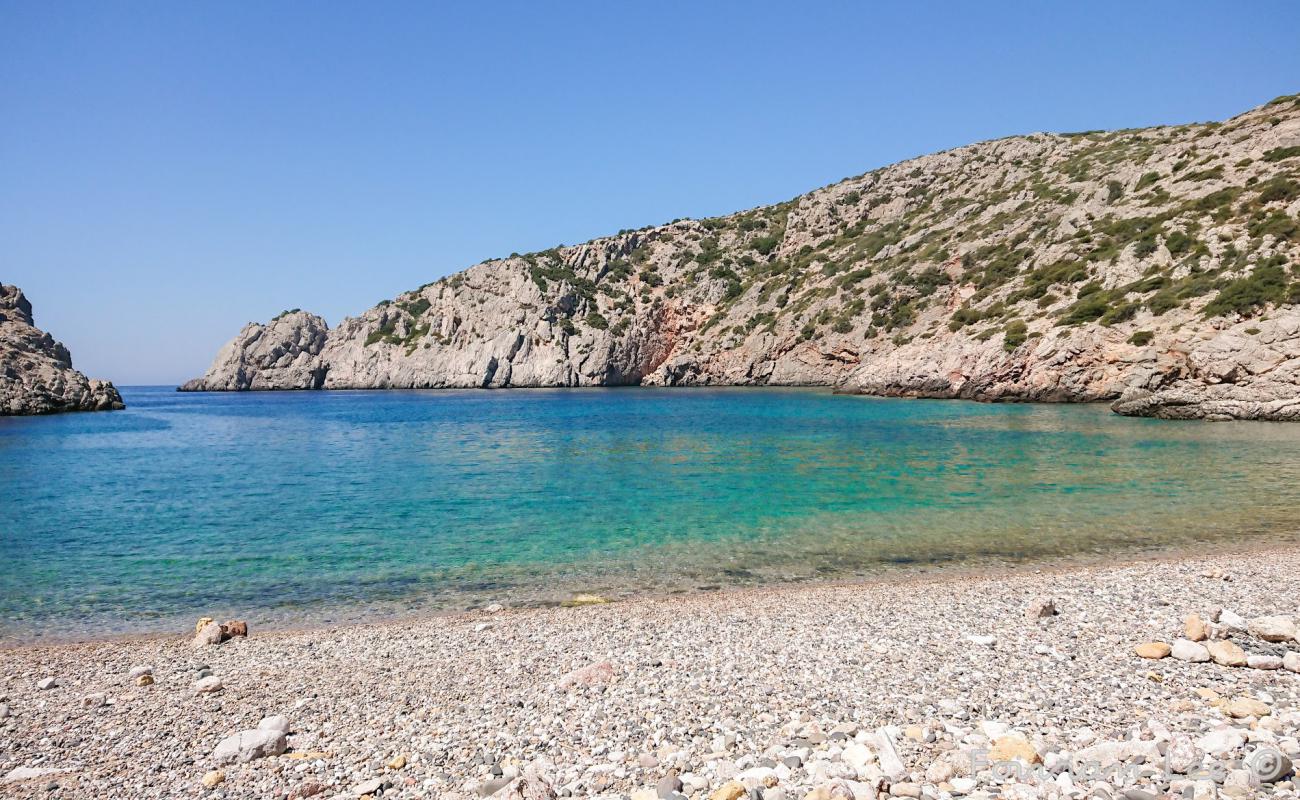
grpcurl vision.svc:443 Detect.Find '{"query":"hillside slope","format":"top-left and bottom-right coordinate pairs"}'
top-left (1, 284), bottom-right (124, 415)
top-left (184, 94), bottom-right (1300, 419)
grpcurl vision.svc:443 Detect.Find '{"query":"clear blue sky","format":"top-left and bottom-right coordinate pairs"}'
top-left (3, 1), bottom-right (1298, 385)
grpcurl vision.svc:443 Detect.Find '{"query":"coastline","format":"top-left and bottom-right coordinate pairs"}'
top-left (5, 532), bottom-right (1299, 649)
top-left (4, 543), bottom-right (1300, 798)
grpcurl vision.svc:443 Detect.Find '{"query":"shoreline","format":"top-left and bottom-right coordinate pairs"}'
top-left (3, 543), bottom-right (1300, 797)
top-left (5, 533), bottom-right (1299, 651)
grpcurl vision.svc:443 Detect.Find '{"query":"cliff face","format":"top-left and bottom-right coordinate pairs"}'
top-left (0, 284), bottom-right (124, 415)
top-left (185, 94), bottom-right (1300, 419)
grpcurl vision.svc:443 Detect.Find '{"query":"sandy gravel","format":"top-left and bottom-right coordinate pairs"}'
top-left (3, 547), bottom-right (1300, 799)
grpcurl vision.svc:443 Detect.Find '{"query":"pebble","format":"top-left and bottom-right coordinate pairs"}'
top-left (1218, 609), bottom-right (1248, 631)
top-left (194, 675), bottom-right (223, 694)
top-left (5, 553), bottom-right (1300, 799)
top-left (1247, 654), bottom-right (1283, 670)
top-left (1134, 641), bottom-right (1170, 659)
top-left (1224, 696), bottom-right (1271, 718)
top-left (1171, 638), bottom-right (1210, 662)
top-left (1198, 727), bottom-right (1246, 756)
top-left (1026, 597), bottom-right (1057, 620)
top-left (200, 770), bottom-right (224, 788)
top-left (127, 665), bottom-right (153, 680)
top-left (1184, 613), bottom-right (1209, 642)
top-left (1206, 639), bottom-right (1248, 667)
top-left (988, 733), bottom-right (1041, 764)
top-left (709, 780), bottom-right (746, 800)
top-left (657, 773), bottom-right (684, 798)
top-left (257, 714), bottom-right (291, 734)
top-left (35, 677), bottom-right (57, 690)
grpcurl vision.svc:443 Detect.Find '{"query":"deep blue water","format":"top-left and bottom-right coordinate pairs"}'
top-left (2, 386), bottom-right (1299, 641)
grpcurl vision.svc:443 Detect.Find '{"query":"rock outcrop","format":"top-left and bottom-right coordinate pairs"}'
top-left (178, 311), bottom-right (328, 391)
top-left (185, 94), bottom-right (1300, 419)
top-left (1111, 311), bottom-right (1300, 420)
top-left (0, 283), bottom-right (124, 415)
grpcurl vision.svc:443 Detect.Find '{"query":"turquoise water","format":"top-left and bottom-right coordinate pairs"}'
top-left (3, 386), bottom-right (1300, 641)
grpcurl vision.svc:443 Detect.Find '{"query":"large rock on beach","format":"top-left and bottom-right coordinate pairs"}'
top-left (212, 729), bottom-right (287, 764)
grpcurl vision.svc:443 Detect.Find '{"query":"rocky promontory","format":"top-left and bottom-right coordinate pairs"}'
top-left (0, 283), bottom-right (123, 416)
top-left (185, 94), bottom-right (1300, 419)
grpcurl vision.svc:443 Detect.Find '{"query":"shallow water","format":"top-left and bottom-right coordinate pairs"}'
top-left (2, 386), bottom-right (1299, 641)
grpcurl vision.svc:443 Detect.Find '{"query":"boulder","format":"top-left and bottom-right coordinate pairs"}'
top-left (212, 729), bottom-right (287, 765)
top-left (193, 621), bottom-right (224, 647)
top-left (1247, 615), bottom-right (1297, 643)
top-left (1206, 639), bottom-right (1247, 667)
top-left (1171, 639), bottom-right (1210, 662)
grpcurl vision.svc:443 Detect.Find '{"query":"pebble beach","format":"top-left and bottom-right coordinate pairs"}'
top-left (3, 547), bottom-right (1300, 800)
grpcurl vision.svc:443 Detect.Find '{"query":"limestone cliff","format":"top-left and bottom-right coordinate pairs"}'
top-left (1, 283), bottom-right (124, 415)
top-left (184, 94), bottom-right (1300, 419)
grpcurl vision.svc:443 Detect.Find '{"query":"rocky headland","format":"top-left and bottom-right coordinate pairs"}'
top-left (184, 94), bottom-right (1300, 419)
top-left (4, 549), bottom-right (1300, 799)
top-left (0, 283), bottom-right (123, 416)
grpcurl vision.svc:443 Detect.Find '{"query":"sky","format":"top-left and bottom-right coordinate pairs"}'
top-left (2, 2), bottom-right (1299, 385)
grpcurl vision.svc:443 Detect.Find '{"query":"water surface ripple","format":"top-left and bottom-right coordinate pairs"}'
top-left (2, 386), bottom-right (1297, 641)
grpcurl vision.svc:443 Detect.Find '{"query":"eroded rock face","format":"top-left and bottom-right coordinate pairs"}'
top-left (1112, 312), bottom-right (1300, 420)
top-left (0, 283), bottom-right (124, 415)
top-left (183, 94), bottom-right (1300, 419)
top-left (180, 311), bottom-right (328, 391)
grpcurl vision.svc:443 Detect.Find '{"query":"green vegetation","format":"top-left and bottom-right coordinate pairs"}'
top-left (1128, 330), bottom-right (1154, 346)
top-left (1203, 261), bottom-right (1294, 318)
top-left (1262, 146), bottom-right (1300, 162)
top-left (1134, 172), bottom-right (1160, 191)
top-left (1248, 212), bottom-right (1300, 242)
top-left (1257, 176), bottom-right (1299, 205)
top-left (751, 234), bottom-right (780, 256)
top-left (398, 297), bottom-right (431, 317)
top-left (1003, 320), bottom-right (1028, 352)
top-left (1010, 259), bottom-right (1089, 302)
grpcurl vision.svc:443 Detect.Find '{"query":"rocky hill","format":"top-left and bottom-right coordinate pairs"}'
top-left (184, 94), bottom-right (1300, 420)
top-left (1, 284), bottom-right (124, 415)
